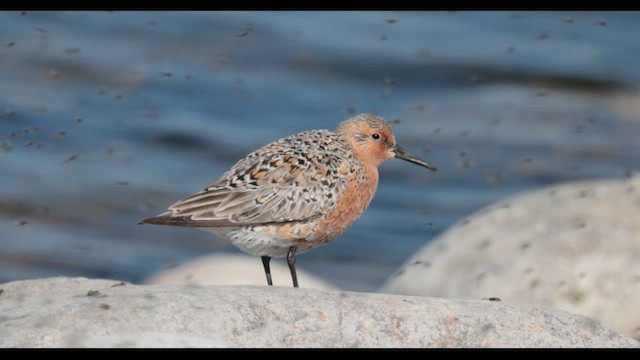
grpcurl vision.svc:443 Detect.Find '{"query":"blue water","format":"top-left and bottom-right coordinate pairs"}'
top-left (1, 11), bottom-right (639, 291)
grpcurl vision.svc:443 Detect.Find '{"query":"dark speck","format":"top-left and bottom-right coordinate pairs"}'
top-left (529, 278), bottom-right (540, 289)
top-left (1, 141), bottom-right (12, 152)
top-left (64, 47), bottom-right (81, 54)
top-left (87, 290), bottom-right (107, 298)
top-left (535, 31), bottom-right (550, 41)
top-left (153, 131), bottom-right (210, 151)
top-left (485, 172), bottom-right (502, 183)
top-left (623, 168), bottom-right (634, 178)
top-left (520, 242), bottom-right (531, 249)
top-left (99, 303), bottom-right (110, 310)
top-left (63, 154), bottom-right (78, 164)
top-left (384, 77), bottom-right (398, 86)
top-left (238, 24), bottom-right (253, 37)
top-left (478, 239), bottom-right (490, 249)
top-left (573, 220), bottom-right (587, 229)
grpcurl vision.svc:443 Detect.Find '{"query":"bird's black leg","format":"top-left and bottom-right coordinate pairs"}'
top-left (261, 256), bottom-right (273, 286)
top-left (287, 246), bottom-right (299, 288)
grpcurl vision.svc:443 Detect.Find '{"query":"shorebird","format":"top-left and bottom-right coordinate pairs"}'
top-left (141, 113), bottom-right (437, 287)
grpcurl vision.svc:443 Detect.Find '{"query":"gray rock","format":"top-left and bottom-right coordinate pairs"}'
top-left (381, 175), bottom-right (640, 341)
top-left (144, 254), bottom-right (337, 291)
top-left (0, 277), bottom-right (637, 348)
top-left (66, 332), bottom-right (227, 348)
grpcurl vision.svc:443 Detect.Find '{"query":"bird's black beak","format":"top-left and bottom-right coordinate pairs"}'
top-left (394, 145), bottom-right (437, 171)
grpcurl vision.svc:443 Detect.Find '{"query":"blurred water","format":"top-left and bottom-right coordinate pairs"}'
top-left (0, 11), bottom-right (639, 291)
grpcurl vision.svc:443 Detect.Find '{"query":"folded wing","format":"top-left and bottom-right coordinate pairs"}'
top-left (142, 146), bottom-right (346, 227)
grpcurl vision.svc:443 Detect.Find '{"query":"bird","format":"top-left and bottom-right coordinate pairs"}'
top-left (140, 113), bottom-right (437, 287)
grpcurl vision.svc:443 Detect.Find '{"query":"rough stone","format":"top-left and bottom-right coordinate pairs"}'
top-left (382, 175), bottom-right (640, 341)
top-left (0, 277), bottom-right (637, 348)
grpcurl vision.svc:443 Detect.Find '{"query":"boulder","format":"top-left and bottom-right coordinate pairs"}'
top-left (381, 175), bottom-right (640, 341)
top-left (0, 277), bottom-right (636, 348)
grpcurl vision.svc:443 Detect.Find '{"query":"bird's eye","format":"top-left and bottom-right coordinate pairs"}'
top-left (371, 133), bottom-right (380, 140)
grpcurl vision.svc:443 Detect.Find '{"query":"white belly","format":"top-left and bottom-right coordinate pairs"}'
top-left (202, 226), bottom-right (300, 258)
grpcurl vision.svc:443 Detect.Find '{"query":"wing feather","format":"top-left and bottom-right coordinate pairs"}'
top-left (143, 134), bottom-right (350, 227)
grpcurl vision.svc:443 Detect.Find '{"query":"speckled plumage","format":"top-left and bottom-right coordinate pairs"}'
top-left (142, 113), bottom-right (437, 287)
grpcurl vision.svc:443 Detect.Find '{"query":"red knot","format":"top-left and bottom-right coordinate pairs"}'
top-left (141, 113), bottom-right (437, 287)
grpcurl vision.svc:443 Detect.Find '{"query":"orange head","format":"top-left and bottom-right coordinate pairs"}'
top-left (336, 114), bottom-right (437, 170)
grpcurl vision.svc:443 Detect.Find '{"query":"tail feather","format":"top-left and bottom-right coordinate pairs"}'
top-left (139, 211), bottom-right (173, 225)
top-left (139, 211), bottom-right (239, 227)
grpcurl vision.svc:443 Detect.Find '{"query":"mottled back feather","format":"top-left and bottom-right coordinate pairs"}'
top-left (154, 129), bottom-right (360, 226)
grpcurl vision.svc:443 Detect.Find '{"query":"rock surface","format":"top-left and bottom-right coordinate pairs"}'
top-left (67, 332), bottom-right (228, 348)
top-left (144, 254), bottom-right (337, 290)
top-left (0, 277), bottom-right (637, 348)
top-left (382, 175), bottom-right (640, 341)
